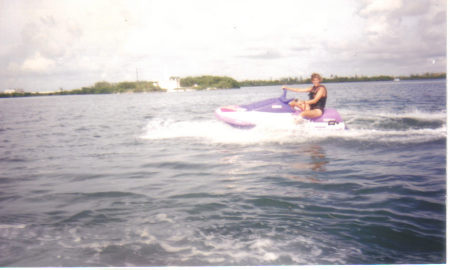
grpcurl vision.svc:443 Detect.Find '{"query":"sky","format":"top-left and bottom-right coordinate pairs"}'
top-left (0, 0), bottom-right (446, 92)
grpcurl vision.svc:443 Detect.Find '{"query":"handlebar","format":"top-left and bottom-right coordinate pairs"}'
top-left (279, 89), bottom-right (291, 103)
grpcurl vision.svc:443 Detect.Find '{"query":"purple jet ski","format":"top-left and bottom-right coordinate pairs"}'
top-left (215, 89), bottom-right (346, 130)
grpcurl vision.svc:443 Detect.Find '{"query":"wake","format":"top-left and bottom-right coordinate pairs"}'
top-left (140, 110), bottom-right (446, 145)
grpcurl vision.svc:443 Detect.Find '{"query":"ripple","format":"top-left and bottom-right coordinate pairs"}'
top-left (248, 197), bottom-right (299, 210)
top-left (0, 83), bottom-right (446, 266)
top-left (57, 210), bottom-right (124, 226)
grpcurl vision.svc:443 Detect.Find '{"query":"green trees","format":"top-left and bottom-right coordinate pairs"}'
top-left (0, 92), bottom-right (32, 98)
top-left (117, 82), bottom-right (136, 91)
top-left (61, 81), bottom-right (163, 95)
top-left (239, 73), bottom-right (446, 86)
top-left (0, 72), bottom-right (446, 98)
top-left (398, 73), bottom-right (446, 80)
top-left (239, 77), bottom-right (305, 87)
top-left (179, 75), bottom-right (240, 90)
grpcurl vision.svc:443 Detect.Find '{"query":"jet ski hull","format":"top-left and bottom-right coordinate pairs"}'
top-left (215, 90), bottom-right (346, 130)
top-left (215, 106), bottom-right (346, 130)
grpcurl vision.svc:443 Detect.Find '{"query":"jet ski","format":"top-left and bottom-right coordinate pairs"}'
top-left (215, 89), bottom-right (346, 130)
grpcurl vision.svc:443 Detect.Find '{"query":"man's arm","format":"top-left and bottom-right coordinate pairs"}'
top-left (282, 85), bottom-right (312, 93)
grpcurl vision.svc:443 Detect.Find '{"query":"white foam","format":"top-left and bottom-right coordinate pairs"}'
top-left (384, 109), bottom-right (445, 119)
top-left (155, 213), bottom-right (174, 223)
top-left (139, 229), bottom-right (156, 244)
top-left (140, 109), bottom-right (446, 146)
top-left (250, 239), bottom-right (280, 261)
top-left (333, 126), bottom-right (447, 144)
top-left (160, 242), bottom-right (191, 253)
top-left (0, 224), bottom-right (26, 229)
top-left (250, 238), bottom-right (273, 249)
top-left (340, 108), bottom-right (447, 121)
top-left (140, 118), bottom-right (304, 145)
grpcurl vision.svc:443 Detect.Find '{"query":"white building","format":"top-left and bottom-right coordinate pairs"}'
top-left (3, 89), bottom-right (16, 94)
top-left (158, 77), bottom-right (181, 91)
top-left (3, 89), bottom-right (25, 94)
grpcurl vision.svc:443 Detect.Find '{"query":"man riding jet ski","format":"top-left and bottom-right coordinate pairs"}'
top-left (215, 73), bottom-right (346, 130)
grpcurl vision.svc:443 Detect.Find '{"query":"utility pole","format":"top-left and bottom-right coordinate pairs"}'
top-left (136, 68), bottom-right (139, 82)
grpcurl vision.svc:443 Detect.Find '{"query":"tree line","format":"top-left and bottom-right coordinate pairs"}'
top-left (239, 72), bottom-right (446, 87)
top-left (0, 80), bottom-right (163, 98)
top-left (0, 72), bottom-right (446, 98)
top-left (180, 75), bottom-right (240, 90)
top-left (59, 81), bottom-right (163, 95)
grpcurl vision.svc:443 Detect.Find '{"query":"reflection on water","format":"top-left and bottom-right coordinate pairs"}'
top-left (287, 144), bottom-right (328, 183)
top-left (218, 144), bottom-right (329, 184)
top-left (305, 144), bottom-right (328, 172)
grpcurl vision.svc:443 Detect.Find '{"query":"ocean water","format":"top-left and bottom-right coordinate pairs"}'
top-left (0, 80), bottom-right (446, 266)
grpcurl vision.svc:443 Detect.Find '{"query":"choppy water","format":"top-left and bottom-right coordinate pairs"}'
top-left (0, 80), bottom-right (446, 266)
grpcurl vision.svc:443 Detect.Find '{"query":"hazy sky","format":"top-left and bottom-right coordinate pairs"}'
top-left (0, 0), bottom-right (446, 91)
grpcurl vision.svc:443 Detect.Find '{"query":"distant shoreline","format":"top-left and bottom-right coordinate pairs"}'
top-left (0, 72), bottom-right (445, 98)
top-left (238, 72), bottom-right (446, 87)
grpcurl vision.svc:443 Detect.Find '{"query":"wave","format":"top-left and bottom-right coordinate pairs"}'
top-left (140, 110), bottom-right (446, 145)
top-left (342, 109), bottom-right (446, 130)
